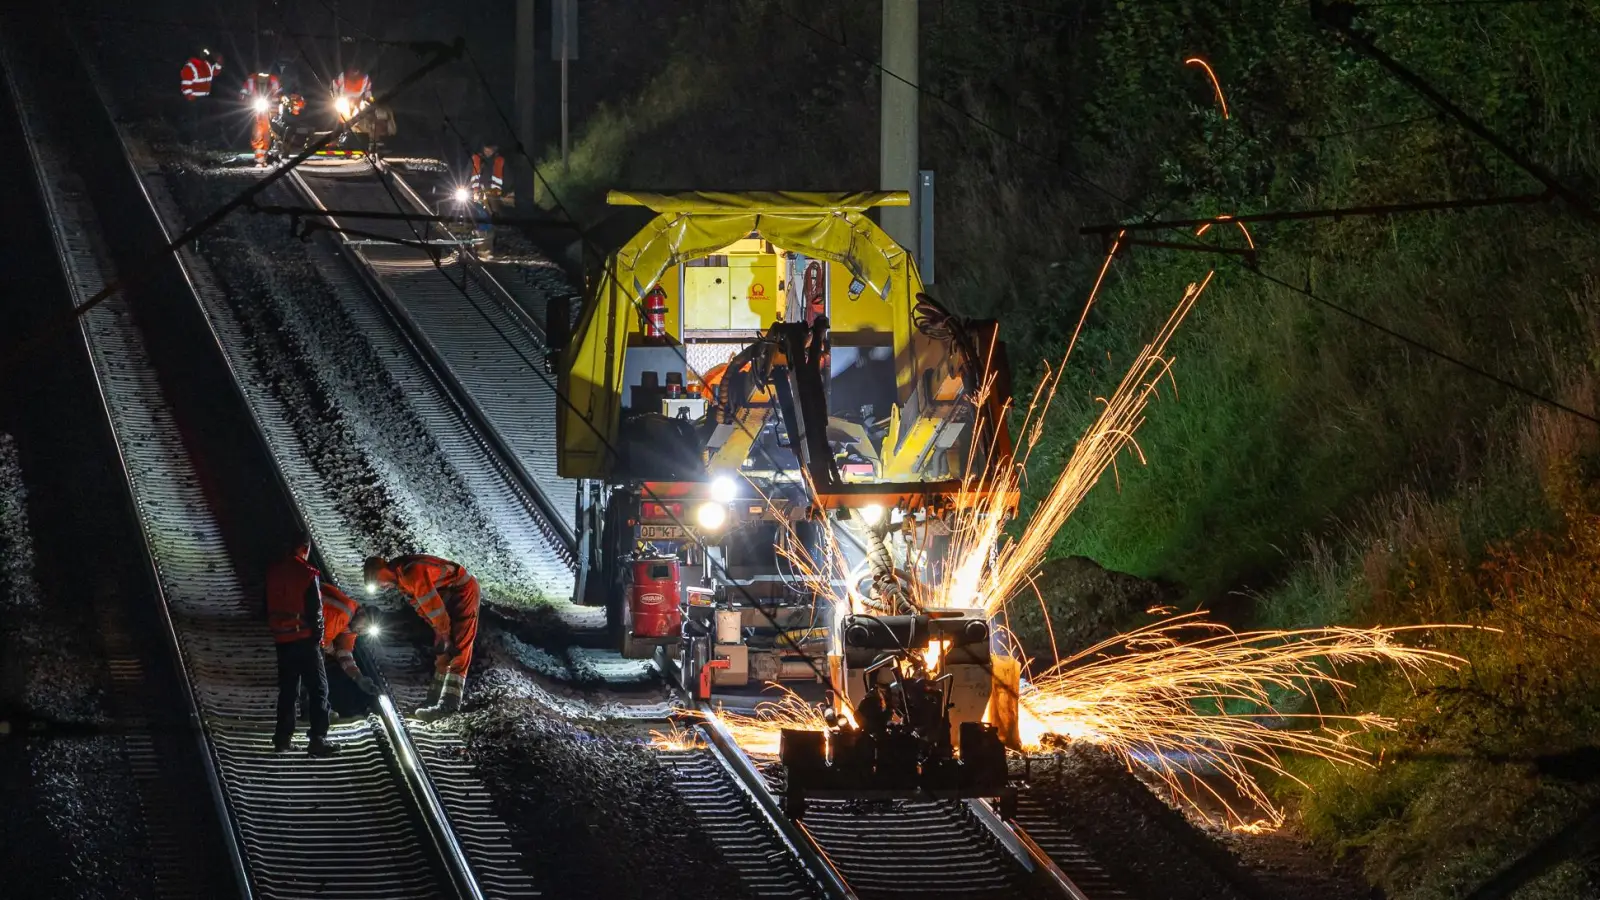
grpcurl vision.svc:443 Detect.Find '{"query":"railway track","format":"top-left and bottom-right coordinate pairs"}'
top-left (286, 160), bottom-right (579, 554)
top-left (278, 156), bottom-right (1129, 899)
top-left (69, 40), bottom-right (548, 900)
top-left (49, 16), bottom-right (1126, 892)
top-left (2, 16), bottom-right (521, 899)
top-left (279, 158), bottom-right (853, 899)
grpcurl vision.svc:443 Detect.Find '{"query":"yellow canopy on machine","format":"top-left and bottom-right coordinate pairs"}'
top-left (559, 191), bottom-right (932, 479)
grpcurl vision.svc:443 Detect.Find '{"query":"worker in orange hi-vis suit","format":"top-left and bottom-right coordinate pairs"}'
top-left (320, 583), bottom-right (380, 697)
top-left (267, 534), bottom-right (341, 756)
top-left (331, 68), bottom-right (373, 120)
top-left (179, 49), bottom-right (223, 100)
top-left (240, 71), bottom-right (282, 168)
top-left (363, 555), bottom-right (480, 721)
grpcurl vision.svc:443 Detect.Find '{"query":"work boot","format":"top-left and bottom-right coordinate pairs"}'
top-left (273, 736), bottom-right (293, 753)
top-left (423, 673), bottom-right (445, 708)
top-left (415, 673), bottom-right (465, 722)
top-left (412, 698), bottom-right (458, 722)
top-left (306, 739), bottom-right (342, 757)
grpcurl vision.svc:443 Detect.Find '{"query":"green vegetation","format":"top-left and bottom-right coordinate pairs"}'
top-left (533, 54), bottom-right (714, 209)
top-left (564, 1), bottom-right (1600, 894)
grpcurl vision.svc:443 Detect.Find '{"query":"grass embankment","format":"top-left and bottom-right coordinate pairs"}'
top-left (546, 1), bottom-right (1600, 894)
top-left (974, 4), bottom-right (1600, 896)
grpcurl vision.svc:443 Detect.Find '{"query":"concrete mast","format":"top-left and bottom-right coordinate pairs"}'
top-left (879, 0), bottom-right (919, 255)
top-left (515, 0), bottom-right (536, 158)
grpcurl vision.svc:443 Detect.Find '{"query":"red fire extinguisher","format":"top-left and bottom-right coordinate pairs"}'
top-left (643, 286), bottom-right (668, 339)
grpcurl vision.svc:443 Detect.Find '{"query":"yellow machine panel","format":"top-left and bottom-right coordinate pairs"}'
top-left (728, 255), bottom-right (778, 331)
top-left (827, 261), bottom-right (894, 337)
top-left (683, 267), bottom-right (731, 330)
top-left (559, 190), bottom-right (958, 482)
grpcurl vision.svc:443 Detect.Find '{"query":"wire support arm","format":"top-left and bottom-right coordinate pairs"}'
top-left (1081, 191), bottom-right (1552, 235)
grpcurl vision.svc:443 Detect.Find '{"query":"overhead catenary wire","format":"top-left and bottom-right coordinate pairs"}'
top-left (0, 35), bottom-right (463, 379)
top-left (336, 156), bottom-right (838, 685)
top-left (360, 37), bottom-right (925, 687)
top-left (767, 0), bottom-right (1600, 428)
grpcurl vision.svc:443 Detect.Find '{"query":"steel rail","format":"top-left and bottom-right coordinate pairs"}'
top-left (970, 800), bottom-right (1092, 900)
top-left (288, 157), bottom-right (849, 897)
top-left (374, 159), bottom-right (579, 552)
top-left (35, 23), bottom-right (494, 899)
top-left (282, 164), bottom-right (579, 562)
top-left (75, 51), bottom-right (489, 900)
top-left (698, 710), bottom-right (859, 900)
top-left (0, 40), bottom-right (253, 900)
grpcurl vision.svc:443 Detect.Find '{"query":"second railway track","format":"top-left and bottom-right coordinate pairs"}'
top-left (4, 14), bottom-right (523, 899)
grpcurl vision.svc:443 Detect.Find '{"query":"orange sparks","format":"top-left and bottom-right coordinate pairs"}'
top-left (1017, 614), bottom-right (1471, 828)
top-left (648, 721), bottom-right (705, 751)
top-left (1195, 214), bottom-right (1256, 249)
top-left (1185, 57), bottom-right (1230, 119)
top-left (704, 686), bottom-right (831, 758)
top-left (711, 177), bottom-right (1469, 832)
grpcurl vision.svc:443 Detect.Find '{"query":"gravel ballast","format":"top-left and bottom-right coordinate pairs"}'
top-left (462, 695), bottom-right (752, 900)
top-left (0, 435), bottom-right (155, 899)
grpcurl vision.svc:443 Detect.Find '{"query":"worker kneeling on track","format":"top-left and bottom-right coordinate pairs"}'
top-left (267, 534), bottom-right (342, 756)
top-left (363, 554), bottom-right (479, 721)
top-left (322, 582), bottom-right (380, 697)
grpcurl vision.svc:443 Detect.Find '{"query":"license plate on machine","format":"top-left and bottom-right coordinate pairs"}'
top-left (639, 524), bottom-right (686, 540)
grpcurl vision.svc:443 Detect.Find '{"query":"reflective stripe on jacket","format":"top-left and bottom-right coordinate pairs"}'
top-left (266, 554), bottom-right (322, 643)
top-left (320, 583), bottom-right (364, 678)
top-left (333, 71), bottom-right (371, 99)
top-left (181, 58), bottom-right (217, 98)
top-left (391, 555), bottom-right (476, 639)
top-left (470, 153), bottom-right (505, 192)
top-left (242, 73), bottom-right (282, 100)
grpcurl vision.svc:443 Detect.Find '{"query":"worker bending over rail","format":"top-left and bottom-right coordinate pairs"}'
top-left (267, 534), bottom-right (342, 756)
top-left (321, 583), bottom-right (380, 696)
top-left (364, 555), bottom-right (480, 721)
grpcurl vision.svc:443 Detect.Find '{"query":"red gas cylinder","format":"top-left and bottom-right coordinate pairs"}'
top-left (629, 556), bottom-right (682, 638)
top-left (643, 287), bottom-right (669, 339)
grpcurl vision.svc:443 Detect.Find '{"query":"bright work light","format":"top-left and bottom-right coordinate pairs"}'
top-left (710, 475), bottom-right (737, 504)
top-left (695, 501), bottom-right (728, 532)
top-left (252, 96), bottom-right (270, 113)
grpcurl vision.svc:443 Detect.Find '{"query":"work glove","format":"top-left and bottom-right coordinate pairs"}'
top-left (356, 675), bottom-right (380, 696)
top-left (433, 635), bottom-right (457, 657)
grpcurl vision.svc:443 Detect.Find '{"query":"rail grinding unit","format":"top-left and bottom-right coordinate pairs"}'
top-left (555, 191), bottom-right (1024, 811)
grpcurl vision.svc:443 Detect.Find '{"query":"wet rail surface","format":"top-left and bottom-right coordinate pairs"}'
top-left (2, 14), bottom-right (503, 899)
